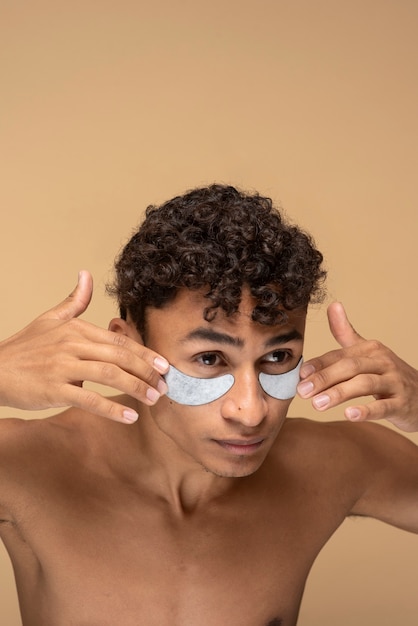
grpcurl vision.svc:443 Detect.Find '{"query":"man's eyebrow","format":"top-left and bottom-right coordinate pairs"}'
top-left (264, 329), bottom-right (303, 348)
top-left (181, 328), bottom-right (244, 347)
top-left (181, 327), bottom-right (302, 348)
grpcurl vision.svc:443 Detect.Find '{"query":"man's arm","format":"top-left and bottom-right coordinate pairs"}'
top-left (297, 302), bottom-right (418, 433)
top-left (346, 421), bottom-right (418, 533)
top-left (296, 303), bottom-right (418, 533)
top-left (0, 271), bottom-right (169, 423)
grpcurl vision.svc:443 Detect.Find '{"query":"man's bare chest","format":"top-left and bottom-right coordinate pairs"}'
top-left (3, 477), bottom-right (340, 626)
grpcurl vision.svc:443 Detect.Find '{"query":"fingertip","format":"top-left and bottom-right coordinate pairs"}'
top-left (77, 269), bottom-right (93, 291)
top-left (312, 394), bottom-right (331, 410)
top-left (345, 406), bottom-right (362, 421)
top-left (146, 388), bottom-right (161, 404)
top-left (72, 270), bottom-right (93, 310)
top-left (154, 356), bottom-right (170, 374)
top-left (327, 301), bottom-right (346, 322)
top-left (122, 408), bottom-right (139, 423)
top-left (297, 380), bottom-right (314, 397)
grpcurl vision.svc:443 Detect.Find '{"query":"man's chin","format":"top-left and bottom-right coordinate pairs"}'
top-left (199, 456), bottom-right (266, 479)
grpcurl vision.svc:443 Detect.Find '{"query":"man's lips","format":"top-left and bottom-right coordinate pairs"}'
top-left (213, 438), bottom-right (266, 455)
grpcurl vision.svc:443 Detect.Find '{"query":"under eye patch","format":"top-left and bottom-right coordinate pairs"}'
top-left (164, 367), bottom-right (234, 406)
top-left (258, 357), bottom-right (303, 399)
top-left (164, 358), bottom-right (303, 406)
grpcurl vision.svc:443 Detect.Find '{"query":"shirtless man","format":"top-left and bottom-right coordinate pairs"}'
top-left (0, 184), bottom-right (417, 626)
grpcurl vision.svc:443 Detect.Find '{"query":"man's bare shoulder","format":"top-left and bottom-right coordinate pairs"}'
top-left (0, 392), bottom-right (141, 471)
top-left (279, 416), bottom-right (416, 460)
top-left (276, 417), bottom-right (418, 494)
top-left (0, 409), bottom-right (89, 456)
top-left (278, 416), bottom-right (361, 452)
top-left (0, 406), bottom-right (129, 523)
top-left (0, 410), bottom-right (91, 491)
top-left (282, 416), bottom-right (416, 447)
top-left (0, 392), bottom-right (135, 455)
top-left (279, 418), bottom-right (418, 531)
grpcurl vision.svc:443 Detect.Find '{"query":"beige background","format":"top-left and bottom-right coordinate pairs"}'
top-left (1, 0), bottom-right (417, 624)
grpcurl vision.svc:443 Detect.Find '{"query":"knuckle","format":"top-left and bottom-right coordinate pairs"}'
top-left (100, 363), bottom-right (118, 381)
top-left (130, 378), bottom-right (148, 397)
top-left (66, 318), bottom-right (83, 332)
top-left (142, 364), bottom-right (159, 386)
top-left (331, 385), bottom-right (345, 403)
top-left (104, 401), bottom-right (122, 420)
top-left (360, 405), bottom-right (372, 421)
top-left (364, 373), bottom-right (379, 395)
top-left (137, 345), bottom-right (155, 363)
top-left (112, 333), bottom-right (128, 347)
top-left (58, 338), bottom-right (79, 355)
top-left (78, 390), bottom-right (122, 421)
top-left (313, 369), bottom-right (330, 388)
top-left (113, 346), bottom-right (130, 364)
top-left (124, 356), bottom-right (159, 389)
top-left (81, 390), bottom-right (101, 412)
top-left (367, 339), bottom-right (384, 353)
top-left (347, 356), bottom-right (362, 374)
top-left (58, 319), bottom-right (84, 342)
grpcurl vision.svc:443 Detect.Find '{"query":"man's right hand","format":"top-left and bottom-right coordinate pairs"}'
top-left (0, 271), bottom-right (169, 423)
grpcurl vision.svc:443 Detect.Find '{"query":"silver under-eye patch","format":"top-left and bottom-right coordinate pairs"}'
top-left (258, 357), bottom-right (303, 400)
top-left (165, 367), bottom-right (234, 406)
top-left (164, 358), bottom-right (303, 406)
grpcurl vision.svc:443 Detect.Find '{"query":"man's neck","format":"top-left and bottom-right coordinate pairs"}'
top-left (133, 407), bottom-right (239, 515)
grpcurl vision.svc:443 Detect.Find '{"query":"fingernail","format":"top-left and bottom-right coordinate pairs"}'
top-left (313, 394), bottom-right (330, 409)
top-left (146, 387), bottom-right (161, 403)
top-left (297, 381), bottom-right (314, 397)
top-left (346, 407), bottom-right (361, 421)
top-left (300, 364), bottom-right (315, 378)
top-left (122, 409), bottom-right (139, 423)
top-left (154, 356), bottom-right (169, 373)
top-left (157, 379), bottom-right (168, 395)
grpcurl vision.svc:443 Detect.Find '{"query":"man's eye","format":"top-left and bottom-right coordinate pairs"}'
top-left (198, 353), bottom-right (220, 366)
top-left (264, 350), bottom-right (290, 364)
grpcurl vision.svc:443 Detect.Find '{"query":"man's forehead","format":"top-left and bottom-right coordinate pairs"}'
top-left (146, 287), bottom-right (306, 341)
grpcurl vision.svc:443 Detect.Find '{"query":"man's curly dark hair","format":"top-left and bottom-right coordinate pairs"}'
top-left (108, 184), bottom-right (326, 335)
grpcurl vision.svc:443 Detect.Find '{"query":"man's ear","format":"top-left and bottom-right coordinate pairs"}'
top-left (108, 318), bottom-right (144, 346)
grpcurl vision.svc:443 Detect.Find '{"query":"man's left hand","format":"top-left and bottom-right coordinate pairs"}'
top-left (297, 302), bottom-right (418, 433)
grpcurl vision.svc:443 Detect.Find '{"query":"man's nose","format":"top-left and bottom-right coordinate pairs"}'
top-left (220, 369), bottom-right (268, 427)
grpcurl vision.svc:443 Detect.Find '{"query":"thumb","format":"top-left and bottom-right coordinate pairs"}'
top-left (41, 271), bottom-right (94, 321)
top-left (327, 301), bottom-right (364, 348)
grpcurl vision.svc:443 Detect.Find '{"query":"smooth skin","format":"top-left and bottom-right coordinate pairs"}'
top-left (0, 274), bottom-right (417, 626)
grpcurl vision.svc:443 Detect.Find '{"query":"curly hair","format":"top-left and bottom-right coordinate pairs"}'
top-left (108, 184), bottom-right (326, 335)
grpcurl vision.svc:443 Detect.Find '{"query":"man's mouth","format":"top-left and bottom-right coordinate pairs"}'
top-left (213, 438), bottom-right (265, 455)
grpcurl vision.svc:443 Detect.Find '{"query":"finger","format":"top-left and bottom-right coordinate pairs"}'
top-left (344, 399), bottom-right (416, 432)
top-left (344, 399), bottom-right (394, 423)
top-left (41, 270), bottom-right (94, 322)
top-left (63, 385), bottom-right (141, 423)
top-left (327, 301), bottom-right (365, 349)
top-left (306, 372), bottom-right (383, 412)
top-left (66, 326), bottom-right (170, 376)
top-left (67, 359), bottom-right (168, 405)
top-left (299, 304), bottom-right (366, 380)
top-left (298, 354), bottom-right (387, 398)
top-left (109, 331), bottom-right (170, 374)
